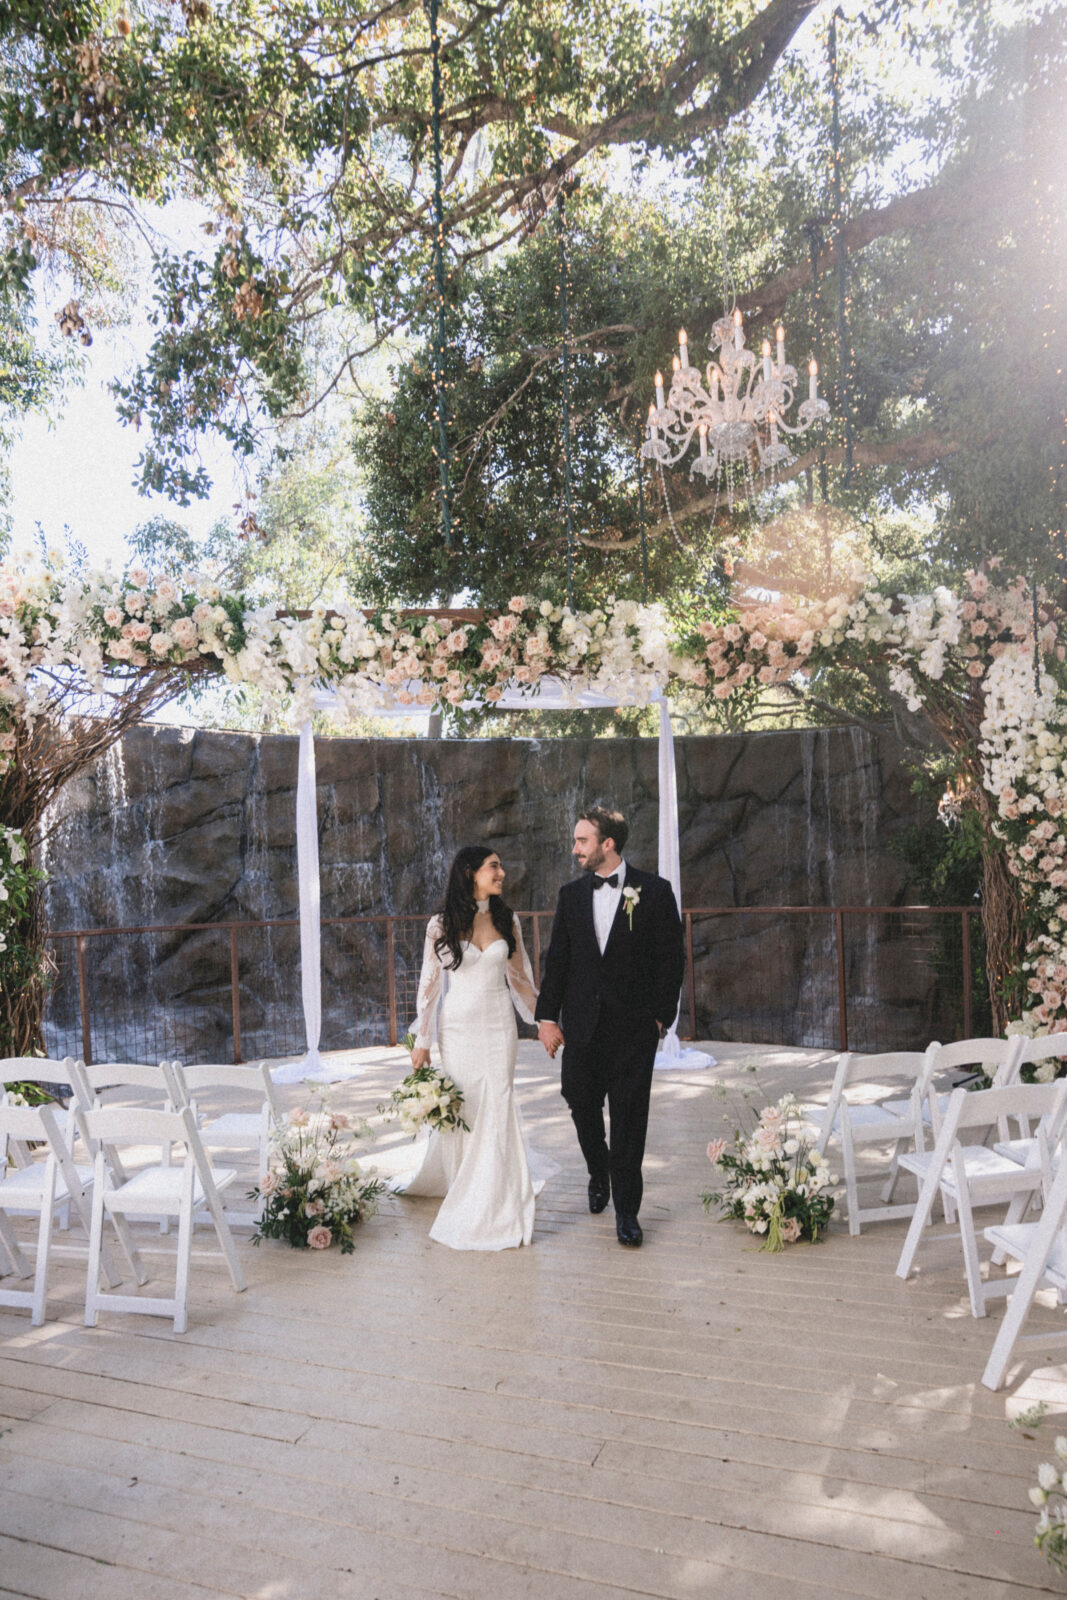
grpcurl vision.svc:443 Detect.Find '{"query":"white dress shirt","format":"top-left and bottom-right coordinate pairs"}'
top-left (592, 859), bottom-right (626, 955)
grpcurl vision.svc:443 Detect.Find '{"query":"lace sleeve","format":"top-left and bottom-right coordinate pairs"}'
top-left (505, 915), bottom-right (538, 1025)
top-left (413, 918), bottom-right (444, 1049)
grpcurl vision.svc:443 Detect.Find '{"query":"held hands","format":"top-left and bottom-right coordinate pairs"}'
top-left (537, 1020), bottom-right (564, 1059)
top-left (410, 1046), bottom-right (431, 1070)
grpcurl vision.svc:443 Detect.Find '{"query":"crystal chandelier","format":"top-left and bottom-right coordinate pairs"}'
top-left (641, 311), bottom-right (830, 498)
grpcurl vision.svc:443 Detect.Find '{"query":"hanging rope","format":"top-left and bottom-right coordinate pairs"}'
top-left (828, 8), bottom-right (854, 488)
top-left (556, 184), bottom-right (577, 608)
top-left (426, 0), bottom-right (452, 548)
top-left (636, 436), bottom-right (649, 602)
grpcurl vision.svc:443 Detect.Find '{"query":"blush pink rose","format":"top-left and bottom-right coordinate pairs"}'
top-left (706, 1139), bottom-right (726, 1164)
top-left (307, 1225), bottom-right (332, 1250)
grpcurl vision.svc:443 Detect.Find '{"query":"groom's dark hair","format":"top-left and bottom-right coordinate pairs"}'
top-left (579, 804), bottom-right (629, 855)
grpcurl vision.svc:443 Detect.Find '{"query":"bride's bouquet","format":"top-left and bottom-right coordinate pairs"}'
top-left (702, 1090), bottom-right (836, 1250)
top-left (251, 1088), bottom-right (385, 1254)
top-left (382, 1063), bottom-right (469, 1137)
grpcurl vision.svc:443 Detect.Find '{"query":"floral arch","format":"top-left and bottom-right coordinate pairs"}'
top-left (1, 555), bottom-right (1064, 1058)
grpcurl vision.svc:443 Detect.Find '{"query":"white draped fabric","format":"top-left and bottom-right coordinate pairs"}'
top-left (271, 719), bottom-right (357, 1085)
top-left (277, 676), bottom-right (711, 1084)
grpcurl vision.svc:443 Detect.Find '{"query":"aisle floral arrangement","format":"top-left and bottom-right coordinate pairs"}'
top-left (1030, 1436), bottom-right (1067, 1571)
top-left (251, 1090), bottom-right (384, 1253)
top-left (381, 1062), bottom-right (469, 1137)
top-left (703, 1091), bottom-right (836, 1250)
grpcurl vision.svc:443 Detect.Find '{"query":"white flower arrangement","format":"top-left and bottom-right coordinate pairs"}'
top-left (251, 1088), bottom-right (383, 1253)
top-left (1029, 1435), bottom-right (1067, 1571)
top-left (381, 1063), bottom-right (469, 1137)
top-left (703, 1092), bottom-right (837, 1250)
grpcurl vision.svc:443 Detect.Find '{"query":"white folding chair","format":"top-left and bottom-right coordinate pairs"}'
top-left (895, 1080), bottom-right (1067, 1318)
top-left (0, 1101), bottom-right (123, 1324)
top-left (83, 1105), bottom-right (247, 1335)
top-left (981, 1153), bottom-right (1067, 1389)
top-left (994, 1036), bottom-right (1067, 1167)
top-left (0, 1057), bottom-right (92, 1226)
top-left (72, 1061), bottom-right (180, 1230)
top-left (802, 1043), bottom-right (939, 1235)
top-left (168, 1061), bottom-right (279, 1227)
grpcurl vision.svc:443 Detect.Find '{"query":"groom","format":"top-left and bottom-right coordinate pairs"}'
top-left (535, 805), bottom-right (684, 1247)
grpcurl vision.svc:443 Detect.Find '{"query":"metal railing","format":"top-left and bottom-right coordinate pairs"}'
top-left (41, 904), bottom-right (985, 1066)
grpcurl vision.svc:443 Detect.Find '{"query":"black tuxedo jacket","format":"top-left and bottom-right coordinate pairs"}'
top-left (534, 865), bottom-right (685, 1047)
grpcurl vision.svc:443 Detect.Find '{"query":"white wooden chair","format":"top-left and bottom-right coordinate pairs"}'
top-left (0, 1100), bottom-right (123, 1324)
top-left (0, 1057), bottom-right (92, 1225)
top-left (981, 1152), bottom-right (1067, 1389)
top-left (168, 1061), bottom-right (279, 1227)
top-left (993, 1036), bottom-right (1067, 1167)
top-left (72, 1060), bottom-right (180, 1229)
top-left (802, 1043), bottom-right (939, 1235)
top-left (895, 1080), bottom-right (1067, 1318)
top-left (886, 1036), bottom-right (1027, 1137)
top-left (83, 1104), bottom-right (247, 1335)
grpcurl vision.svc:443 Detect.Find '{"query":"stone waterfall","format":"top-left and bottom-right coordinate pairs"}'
top-left (41, 722), bottom-right (947, 1062)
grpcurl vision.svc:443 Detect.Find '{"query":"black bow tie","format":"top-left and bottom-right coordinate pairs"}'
top-left (592, 873), bottom-right (619, 890)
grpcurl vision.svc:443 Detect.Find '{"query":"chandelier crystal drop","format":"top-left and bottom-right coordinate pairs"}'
top-left (641, 312), bottom-right (830, 495)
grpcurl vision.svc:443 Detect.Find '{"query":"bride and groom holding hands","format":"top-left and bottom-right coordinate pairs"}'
top-left (401, 804), bottom-right (685, 1252)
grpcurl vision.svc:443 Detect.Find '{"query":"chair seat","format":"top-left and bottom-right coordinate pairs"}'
top-left (803, 1102), bottom-right (912, 1136)
top-left (198, 1112), bottom-right (260, 1146)
top-left (900, 1143), bottom-right (1044, 1190)
top-left (104, 1164), bottom-right (237, 1215)
top-left (984, 1222), bottom-right (1067, 1290)
top-left (993, 1137), bottom-right (1042, 1169)
top-left (885, 1091), bottom-right (952, 1125)
top-left (0, 1166), bottom-right (74, 1209)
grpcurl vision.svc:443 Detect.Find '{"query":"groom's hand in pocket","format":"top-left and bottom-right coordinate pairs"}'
top-left (537, 1020), bottom-right (565, 1059)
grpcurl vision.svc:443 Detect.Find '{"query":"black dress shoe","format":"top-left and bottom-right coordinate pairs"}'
top-left (616, 1213), bottom-right (643, 1247)
top-left (588, 1177), bottom-right (610, 1214)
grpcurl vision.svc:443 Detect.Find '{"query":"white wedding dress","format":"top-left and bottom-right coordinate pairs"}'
top-left (390, 910), bottom-right (551, 1251)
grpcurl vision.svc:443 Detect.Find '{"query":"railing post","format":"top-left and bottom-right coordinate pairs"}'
top-left (76, 935), bottom-right (93, 1065)
top-left (229, 925), bottom-right (242, 1064)
top-left (685, 912), bottom-right (696, 1041)
top-left (961, 910), bottom-right (973, 1040)
top-left (834, 909), bottom-right (848, 1052)
top-left (386, 917), bottom-right (398, 1047)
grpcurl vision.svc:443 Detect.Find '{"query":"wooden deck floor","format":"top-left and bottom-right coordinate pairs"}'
top-left (4, 1042), bottom-right (1067, 1599)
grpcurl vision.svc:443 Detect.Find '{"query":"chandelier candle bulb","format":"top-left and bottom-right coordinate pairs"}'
top-left (698, 421), bottom-right (708, 460)
top-left (809, 359), bottom-right (818, 401)
top-left (672, 354), bottom-right (680, 374)
top-left (777, 324), bottom-right (786, 370)
top-left (762, 339), bottom-right (773, 381)
top-left (733, 308), bottom-right (743, 349)
top-left (678, 329), bottom-right (689, 368)
top-left (655, 370), bottom-right (665, 408)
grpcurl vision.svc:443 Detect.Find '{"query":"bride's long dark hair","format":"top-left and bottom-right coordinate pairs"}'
top-left (434, 845), bottom-right (517, 970)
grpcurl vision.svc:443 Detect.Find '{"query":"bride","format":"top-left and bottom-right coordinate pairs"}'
top-left (397, 844), bottom-right (551, 1251)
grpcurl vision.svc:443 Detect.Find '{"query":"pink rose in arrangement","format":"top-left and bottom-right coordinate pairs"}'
top-left (416, 686), bottom-right (437, 706)
top-left (507, 596), bottom-right (526, 613)
top-left (446, 686), bottom-right (465, 704)
top-left (970, 571), bottom-right (990, 598)
top-left (713, 681), bottom-right (733, 700)
top-left (103, 605), bottom-right (122, 628)
top-left (484, 686), bottom-right (503, 702)
top-left (724, 623), bottom-right (743, 643)
top-left (108, 638), bottom-right (133, 659)
top-left (966, 660), bottom-right (985, 678)
top-left (779, 1217), bottom-right (803, 1244)
top-left (748, 631), bottom-right (767, 651)
top-left (307, 1225), bottom-right (332, 1250)
top-left (288, 1107), bottom-right (310, 1127)
top-left (259, 1171), bottom-right (280, 1195)
top-left (446, 629), bottom-right (467, 654)
top-left (706, 1139), bottom-right (727, 1164)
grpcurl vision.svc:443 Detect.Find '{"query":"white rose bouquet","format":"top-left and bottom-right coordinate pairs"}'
top-left (381, 1063), bottom-right (469, 1137)
top-left (703, 1091), bottom-right (836, 1250)
top-left (251, 1088), bottom-right (383, 1254)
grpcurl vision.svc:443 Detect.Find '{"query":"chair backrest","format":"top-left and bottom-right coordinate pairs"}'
top-left (171, 1061), bottom-right (280, 1119)
top-left (840, 1043), bottom-right (939, 1089)
top-left (75, 1061), bottom-right (177, 1106)
top-left (0, 1056), bottom-right (83, 1100)
top-left (932, 1037), bottom-right (1025, 1079)
top-left (81, 1104), bottom-right (189, 1148)
top-left (941, 1079), bottom-right (1067, 1147)
top-left (1024, 1034), bottom-right (1067, 1067)
top-left (0, 1101), bottom-right (77, 1190)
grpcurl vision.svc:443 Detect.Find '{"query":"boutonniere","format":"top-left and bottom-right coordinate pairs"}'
top-left (622, 885), bottom-right (641, 929)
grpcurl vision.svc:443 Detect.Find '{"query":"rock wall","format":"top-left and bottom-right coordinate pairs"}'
top-left (42, 722), bottom-right (956, 1060)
